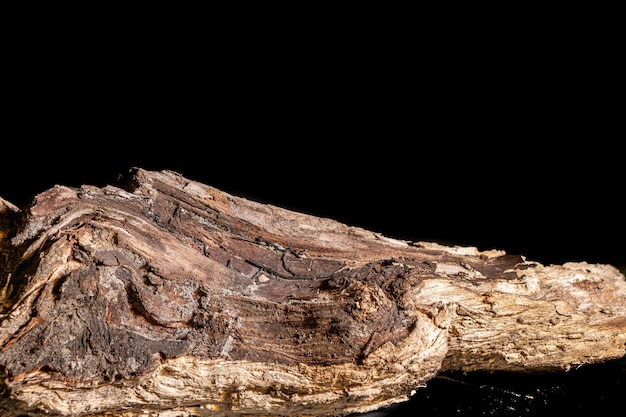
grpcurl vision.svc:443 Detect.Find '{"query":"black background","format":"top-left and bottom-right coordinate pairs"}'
top-left (1, 21), bottom-right (624, 416)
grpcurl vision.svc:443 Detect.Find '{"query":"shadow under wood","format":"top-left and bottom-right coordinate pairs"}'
top-left (351, 355), bottom-right (626, 417)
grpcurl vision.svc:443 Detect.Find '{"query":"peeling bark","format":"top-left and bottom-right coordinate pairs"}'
top-left (1, 168), bottom-right (625, 416)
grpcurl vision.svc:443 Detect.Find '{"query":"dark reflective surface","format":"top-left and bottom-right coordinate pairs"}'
top-left (352, 356), bottom-right (626, 417)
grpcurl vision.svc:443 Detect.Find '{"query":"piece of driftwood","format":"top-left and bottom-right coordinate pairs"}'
top-left (1, 168), bottom-right (625, 417)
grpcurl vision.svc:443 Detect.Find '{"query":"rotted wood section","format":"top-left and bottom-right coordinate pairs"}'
top-left (1, 168), bottom-right (625, 416)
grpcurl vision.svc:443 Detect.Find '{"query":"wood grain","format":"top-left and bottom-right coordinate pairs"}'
top-left (1, 168), bottom-right (625, 416)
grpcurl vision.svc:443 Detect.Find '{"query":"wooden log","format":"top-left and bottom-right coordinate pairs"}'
top-left (1, 168), bottom-right (625, 416)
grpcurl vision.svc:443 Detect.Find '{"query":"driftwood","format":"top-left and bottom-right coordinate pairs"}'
top-left (0, 168), bottom-right (625, 417)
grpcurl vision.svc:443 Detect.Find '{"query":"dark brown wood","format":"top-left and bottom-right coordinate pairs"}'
top-left (1, 168), bottom-right (625, 416)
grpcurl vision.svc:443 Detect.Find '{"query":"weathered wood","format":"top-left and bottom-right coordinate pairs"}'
top-left (1, 168), bottom-right (625, 416)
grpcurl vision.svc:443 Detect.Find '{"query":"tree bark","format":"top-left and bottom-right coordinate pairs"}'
top-left (1, 168), bottom-right (625, 416)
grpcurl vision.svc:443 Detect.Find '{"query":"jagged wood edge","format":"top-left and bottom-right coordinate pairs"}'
top-left (0, 169), bottom-right (625, 416)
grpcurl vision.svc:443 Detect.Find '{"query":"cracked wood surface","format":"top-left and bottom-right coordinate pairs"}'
top-left (0, 168), bottom-right (625, 416)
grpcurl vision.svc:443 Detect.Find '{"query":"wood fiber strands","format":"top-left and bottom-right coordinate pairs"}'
top-left (1, 168), bottom-right (625, 416)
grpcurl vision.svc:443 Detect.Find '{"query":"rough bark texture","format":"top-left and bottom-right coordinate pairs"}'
top-left (1, 168), bottom-right (625, 416)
